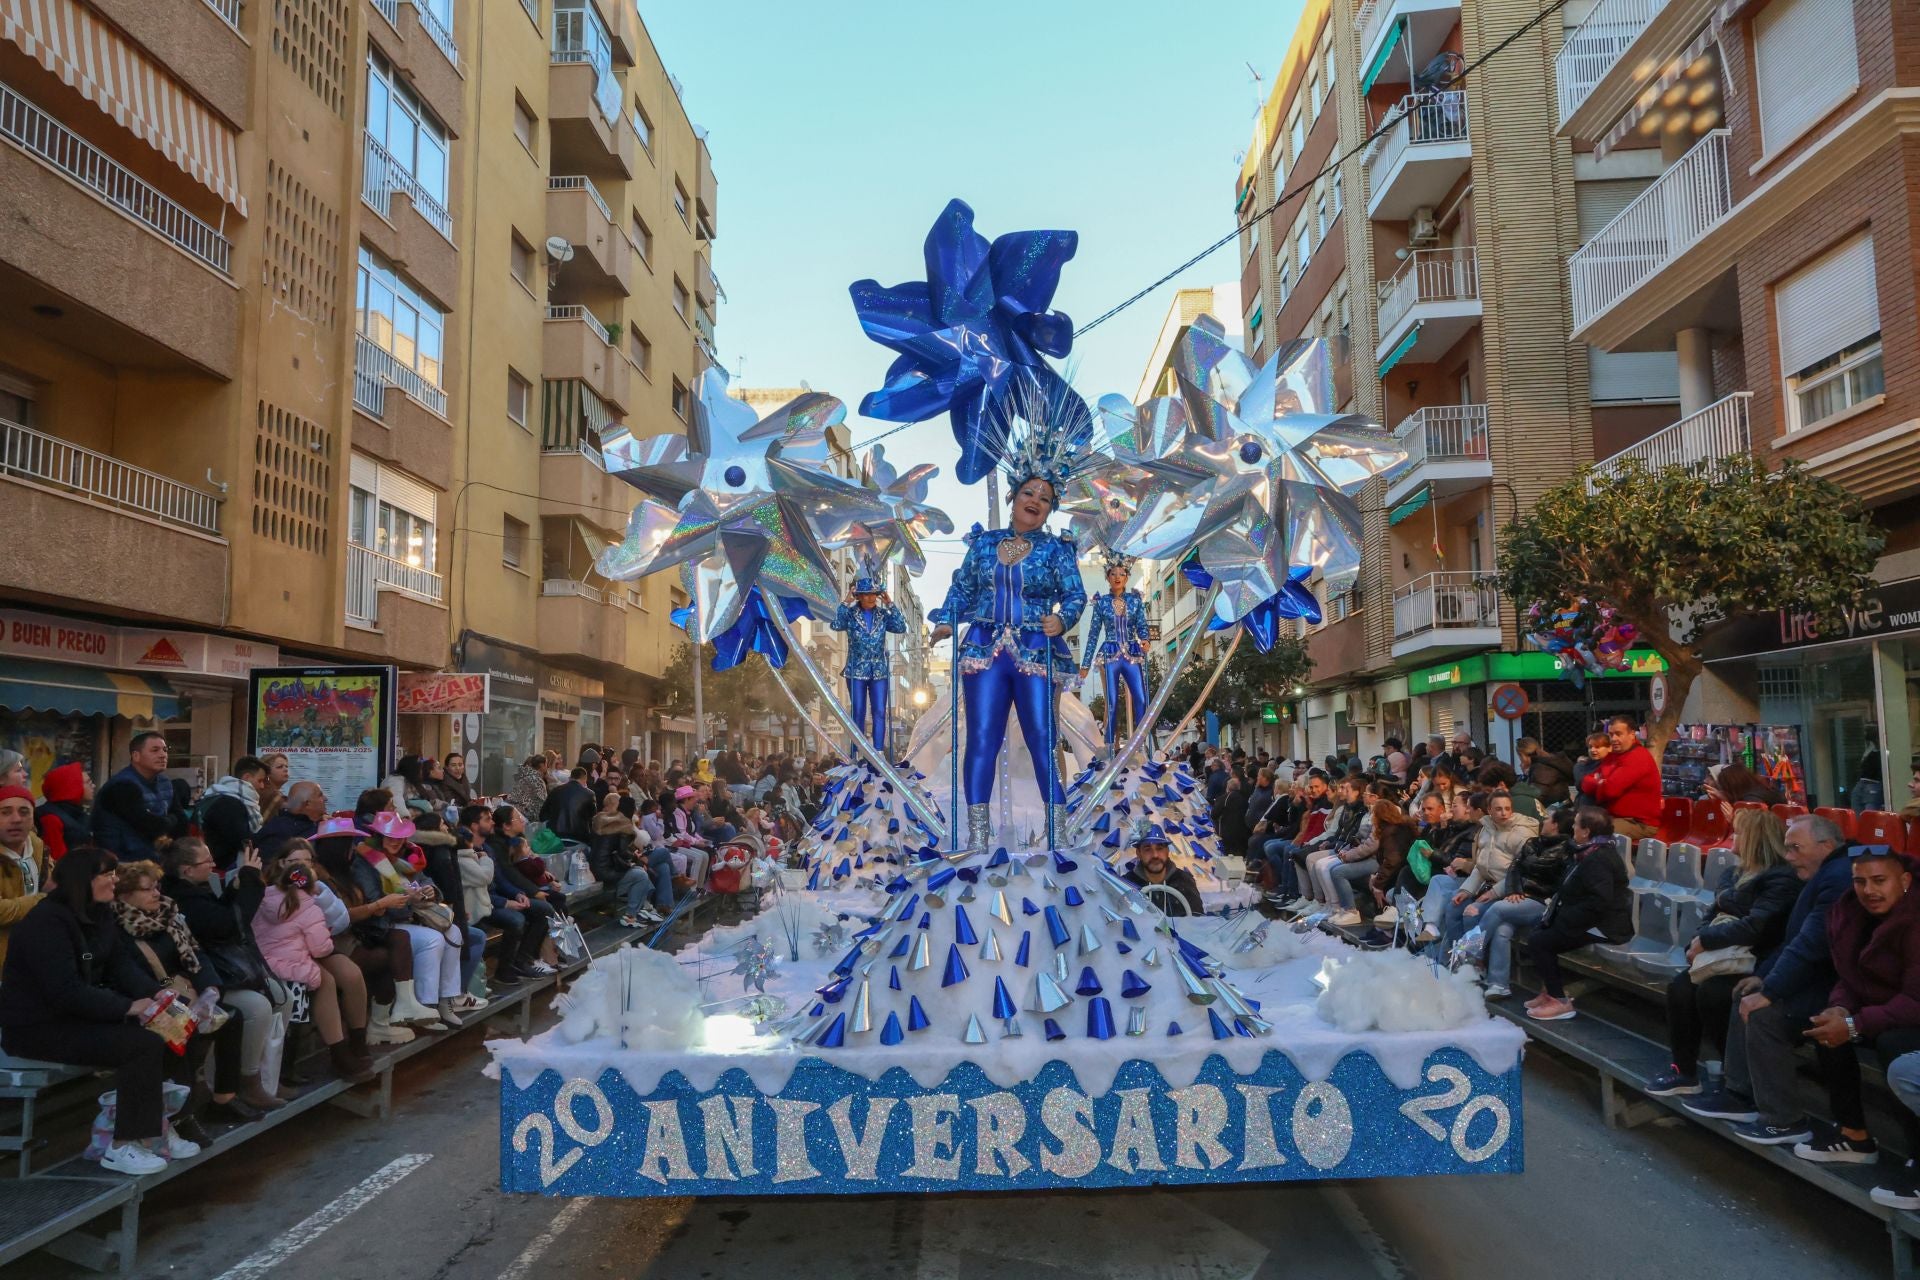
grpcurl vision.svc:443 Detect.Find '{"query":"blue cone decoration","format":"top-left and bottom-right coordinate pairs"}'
top-left (1043, 1018), bottom-right (1066, 1042)
top-left (1022, 897), bottom-right (1040, 916)
top-left (1092, 812), bottom-right (1112, 832)
top-left (886, 874), bottom-right (911, 893)
top-left (1075, 966), bottom-right (1103, 996)
top-left (987, 847), bottom-right (1010, 869)
top-left (917, 911), bottom-right (932, 929)
top-left (889, 965), bottom-right (902, 991)
top-left (810, 1002), bottom-right (825, 1017)
top-left (1233, 1018), bottom-right (1254, 1038)
top-left (941, 943), bottom-right (970, 987)
top-left (1167, 1020), bottom-right (1184, 1037)
top-left (888, 933), bottom-right (911, 959)
top-left (1101, 830), bottom-right (1122, 849)
top-left (816, 977), bottom-right (850, 1003)
top-left (957, 866), bottom-right (980, 883)
top-left (879, 1011), bottom-right (904, 1046)
top-left (1122, 918), bottom-right (1141, 942)
top-left (907, 995), bottom-right (931, 1032)
top-left (1063, 885), bottom-right (1085, 907)
top-left (1116, 799), bottom-right (1131, 816)
top-left (1015, 930), bottom-right (1032, 968)
top-left (1120, 969), bottom-right (1151, 999)
top-left (1115, 942), bottom-right (1132, 954)
top-left (1207, 1008), bottom-right (1234, 1041)
top-left (1086, 996), bottom-right (1116, 1040)
top-left (834, 858), bottom-right (852, 880)
top-left (1052, 852), bottom-right (1078, 874)
top-left (807, 866), bottom-right (821, 890)
top-left (992, 975), bottom-right (1018, 1021)
top-left (927, 867), bottom-right (957, 895)
top-left (953, 905), bottom-right (979, 946)
top-left (818, 1013), bottom-right (848, 1049)
top-left (1044, 905), bottom-right (1071, 948)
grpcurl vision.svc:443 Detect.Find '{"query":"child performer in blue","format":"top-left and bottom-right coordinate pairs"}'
top-left (929, 474), bottom-right (1087, 849)
top-left (1080, 551), bottom-right (1151, 759)
top-left (830, 571), bottom-right (907, 754)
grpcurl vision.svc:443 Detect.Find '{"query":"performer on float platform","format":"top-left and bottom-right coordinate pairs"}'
top-left (1080, 551), bottom-right (1151, 757)
top-left (831, 571), bottom-right (907, 754)
top-left (929, 469), bottom-right (1087, 850)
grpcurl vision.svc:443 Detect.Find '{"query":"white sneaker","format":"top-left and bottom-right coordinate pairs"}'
top-left (1329, 909), bottom-right (1363, 927)
top-left (1415, 926), bottom-right (1440, 944)
top-left (162, 1130), bottom-right (201, 1160)
top-left (1375, 906), bottom-right (1399, 925)
top-left (528, 960), bottom-right (557, 976)
top-left (100, 1143), bottom-right (169, 1175)
top-left (1484, 984), bottom-right (1512, 999)
top-left (451, 993), bottom-right (488, 1012)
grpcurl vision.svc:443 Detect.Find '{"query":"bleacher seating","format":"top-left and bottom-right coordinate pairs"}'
top-left (1629, 839), bottom-right (1666, 893)
top-left (1595, 892), bottom-right (1674, 972)
top-left (1701, 845), bottom-right (1737, 898)
top-left (1773, 803), bottom-right (1808, 822)
top-left (1815, 806), bottom-right (1858, 840)
top-left (1684, 797), bottom-right (1731, 848)
top-left (1658, 796), bottom-right (1693, 843)
top-left (1661, 843), bottom-right (1705, 897)
top-left (1855, 810), bottom-right (1907, 852)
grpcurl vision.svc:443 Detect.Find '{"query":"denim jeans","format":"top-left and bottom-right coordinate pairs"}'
top-left (1467, 898), bottom-right (1545, 987)
top-left (1417, 874), bottom-right (1465, 934)
top-left (1330, 858), bottom-right (1379, 909)
top-left (457, 923), bottom-right (486, 991)
top-left (642, 846), bottom-right (675, 909)
top-left (1261, 838), bottom-right (1303, 896)
top-left (615, 865), bottom-right (655, 915)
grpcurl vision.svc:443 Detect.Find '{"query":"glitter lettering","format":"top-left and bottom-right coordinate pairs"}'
top-left (1037, 1087), bottom-right (1099, 1177)
top-left (636, 1100), bottom-right (695, 1184)
top-left (1235, 1084), bottom-right (1287, 1169)
top-left (904, 1093), bottom-right (963, 1180)
top-left (1105, 1088), bottom-right (1166, 1173)
top-left (966, 1091), bottom-right (1031, 1178)
top-left (1168, 1085), bottom-right (1230, 1170)
top-left (697, 1094), bottom-right (756, 1181)
top-left (766, 1098), bottom-right (822, 1184)
top-left (826, 1095), bottom-right (898, 1181)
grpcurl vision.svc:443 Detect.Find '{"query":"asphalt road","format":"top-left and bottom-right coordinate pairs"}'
top-left (12, 997), bottom-right (1896, 1280)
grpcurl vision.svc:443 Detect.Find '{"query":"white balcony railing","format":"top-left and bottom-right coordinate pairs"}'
top-left (354, 332), bottom-right (448, 418)
top-left (370, 0), bottom-right (399, 28)
top-left (361, 131), bottom-right (453, 240)
top-left (1379, 245), bottom-right (1479, 339)
top-left (1355, 0), bottom-right (1386, 66)
top-left (1393, 571), bottom-right (1500, 640)
top-left (548, 174), bottom-right (612, 223)
top-left (1556, 0), bottom-right (1671, 127)
top-left (0, 82), bottom-right (232, 274)
top-left (1395, 404), bottom-right (1490, 468)
top-left (347, 543), bottom-right (443, 626)
top-left (1591, 391), bottom-right (1752, 482)
top-left (1570, 129), bottom-right (1730, 332)
top-left (1365, 90), bottom-right (1469, 193)
top-left (1, 418), bottom-right (222, 536)
top-left (407, 0), bottom-right (458, 68)
top-left (200, 0), bottom-right (243, 32)
top-left (546, 304), bottom-right (613, 346)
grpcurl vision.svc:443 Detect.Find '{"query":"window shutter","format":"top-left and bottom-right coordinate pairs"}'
top-left (1754, 0), bottom-right (1858, 151)
top-left (1588, 349), bottom-right (1681, 403)
top-left (377, 466), bottom-right (438, 524)
top-left (1576, 179), bottom-right (1652, 240)
top-left (350, 451), bottom-right (378, 493)
top-left (1775, 233), bottom-right (1878, 378)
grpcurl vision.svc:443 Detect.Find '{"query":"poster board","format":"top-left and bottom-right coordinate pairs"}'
top-left (247, 665), bottom-right (395, 803)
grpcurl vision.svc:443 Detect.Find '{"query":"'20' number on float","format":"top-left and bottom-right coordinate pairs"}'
top-left (512, 1079), bottom-right (614, 1187)
top-left (1399, 1064), bottom-right (1511, 1163)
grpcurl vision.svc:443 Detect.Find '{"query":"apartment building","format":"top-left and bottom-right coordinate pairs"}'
top-left (0, 0), bottom-right (714, 794)
top-left (1235, 0), bottom-right (1668, 766)
top-left (1561, 0), bottom-right (1920, 805)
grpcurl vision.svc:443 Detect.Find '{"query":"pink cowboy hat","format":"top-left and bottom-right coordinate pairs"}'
top-left (314, 816), bottom-right (367, 841)
top-left (366, 810), bottom-right (417, 841)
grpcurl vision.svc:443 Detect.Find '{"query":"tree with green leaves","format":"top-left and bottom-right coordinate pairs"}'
top-left (660, 640), bottom-right (783, 747)
top-left (1497, 455), bottom-right (1880, 757)
top-left (1161, 630), bottom-right (1312, 731)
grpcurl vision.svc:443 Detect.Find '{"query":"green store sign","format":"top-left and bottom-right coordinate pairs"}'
top-left (1407, 649), bottom-right (1667, 695)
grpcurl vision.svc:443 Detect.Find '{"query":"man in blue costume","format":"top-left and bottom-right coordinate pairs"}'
top-left (930, 472), bottom-right (1086, 849)
top-left (830, 572), bottom-right (908, 755)
top-left (1080, 551), bottom-right (1152, 760)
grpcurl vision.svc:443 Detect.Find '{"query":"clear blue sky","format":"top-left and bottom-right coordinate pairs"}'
top-left (642, 0), bottom-right (1305, 609)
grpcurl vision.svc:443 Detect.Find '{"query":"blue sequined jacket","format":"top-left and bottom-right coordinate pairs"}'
top-left (1081, 590), bottom-right (1150, 666)
top-left (932, 526), bottom-right (1086, 684)
top-left (830, 601), bottom-right (906, 680)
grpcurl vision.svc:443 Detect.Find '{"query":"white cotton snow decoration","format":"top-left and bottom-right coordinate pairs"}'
top-left (619, 945), bottom-right (705, 1050)
top-left (1314, 949), bottom-right (1485, 1034)
top-left (1177, 914), bottom-right (1307, 969)
top-left (554, 966), bottom-right (613, 1044)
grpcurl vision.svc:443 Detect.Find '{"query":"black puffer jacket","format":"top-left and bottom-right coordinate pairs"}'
top-left (1695, 861), bottom-right (1802, 954)
top-left (1500, 834), bottom-right (1575, 902)
top-left (1542, 838), bottom-right (1632, 941)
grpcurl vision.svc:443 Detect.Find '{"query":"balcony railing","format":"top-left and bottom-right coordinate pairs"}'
top-left (361, 131), bottom-right (453, 240)
top-left (1379, 245), bottom-right (1479, 339)
top-left (1556, 0), bottom-right (1670, 127)
top-left (200, 0), bottom-right (243, 32)
top-left (370, 0), bottom-right (399, 27)
top-left (1395, 404), bottom-right (1490, 467)
top-left (407, 0), bottom-right (458, 68)
top-left (547, 303), bottom-right (613, 345)
top-left (548, 174), bottom-right (612, 223)
top-left (346, 543), bottom-right (443, 625)
top-left (1393, 571), bottom-right (1500, 640)
top-left (1, 418), bottom-right (222, 536)
top-left (1365, 90), bottom-right (1469, 193)
top-left (0, 82), bottom-right (231, 274)
top-left (1591, 392), bottom-right (1752, 482)
top-left (1570, 129), bottom-right (1730, 332)
top-left (354, 332), bottom-right (449, 417)
top-left (1355, 0), bottom-right (1386, 66)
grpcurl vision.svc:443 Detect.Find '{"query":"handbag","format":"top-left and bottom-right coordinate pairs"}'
top-left (412, 900), bottom-right (455, 933)
top-left (1689, 913), bottom-right (1756, 982)
top-left (205, 940), bottom-right (269, 993)
top-left (1405, 839), bottom-right (1435, 886)
top-left (132, 939), bottom-right (197, 1001)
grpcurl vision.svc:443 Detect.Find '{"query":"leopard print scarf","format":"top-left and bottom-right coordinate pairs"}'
top-left (112, 895), bottom-right (201, 976)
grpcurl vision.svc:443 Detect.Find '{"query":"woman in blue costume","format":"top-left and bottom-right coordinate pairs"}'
top-left (830, 571), bottom-right (907, 754)
top-left (929, 474), bottom-right (1086, 849)
top-left (1080, 552), bottom-right (1151, 759)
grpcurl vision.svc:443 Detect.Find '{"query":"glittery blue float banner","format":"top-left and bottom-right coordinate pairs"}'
top-left (499, 1048), bottom-right (1522, 1196)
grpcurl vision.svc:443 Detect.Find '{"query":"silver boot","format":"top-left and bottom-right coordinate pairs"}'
top-left (1049, 804), bottom-right (1073, 847)
top-left (967, 803), bottom-right (993, 850)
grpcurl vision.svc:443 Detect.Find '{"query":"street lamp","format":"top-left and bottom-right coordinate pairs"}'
top-left (911, 686), bottom-right (931, 709)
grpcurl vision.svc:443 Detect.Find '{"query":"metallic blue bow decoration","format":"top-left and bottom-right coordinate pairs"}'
top-left (672, 586), bottom-right (813, 671)
top-left (849, 198), bottom-right (1080, 484)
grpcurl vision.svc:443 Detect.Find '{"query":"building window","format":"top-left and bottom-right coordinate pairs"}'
top-left (630, 328), bottom-right (651, 377)
top-left (1245, 220), bottom-right (1260, 256)
top-left (507, 369), bottom-right (530, 427)
top-left (633, 101), bottom-right (653, 152)
top-left (1276, 262), bottom-right (1291, 305)
top-left (1246, 299), bottom-right (1264, 351)
top-left (671, 377), bottom-right (690, 419)
top-left (0, 369), bottom-right (34, 426)
top-left (1753, 0), bottom-right (1858, 154)
top-left (1309, 74), bottom-right (1321, 118)
top-left (1337, 285), bottom-right (1351, 337)
top-left (513, 94), bottom-right (537, 155)
top-left (1332, 172), bottom-right (1343, 216)
top-left (673, 180), bottom-right (690, 227)
top-left (349, 458), bottom-right (437, 572)
top-left (631, 212), bottom-right (652, 264)
top-left (1776, 233), bottom-right (1881, 431)
top-left (520, 0), bottom-right (538, 22)
top-left (1296, 221), bottom-right (1312, 269)
top-left (356, 247), bottom-right (445, 388)
top-left (503, 514), bottom-right (528, 568)
top-left (673, 278), bottom-right (690, 322)
top-left (366, 51), bottom-right (450, 210)
top-left (1289, 112), bottom-right (1305, 163)
top-left (552, 0), bottom-right (620, 124)
top-left (1324, 41), bottom-right (1336, 91)
top-left (510, 232), bottom-right (534, 288)
top-left (1315, 190), bottom-right (1329, 238)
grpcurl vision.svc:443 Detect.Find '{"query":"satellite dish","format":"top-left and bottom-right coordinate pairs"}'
top-left (545, 237), bottom-right (575, 263)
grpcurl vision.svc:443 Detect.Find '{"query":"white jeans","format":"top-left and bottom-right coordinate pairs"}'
top-left (1305, 851), bottom-right (1343, 903)
top-left (396, 922), bottom-right (463, 1003)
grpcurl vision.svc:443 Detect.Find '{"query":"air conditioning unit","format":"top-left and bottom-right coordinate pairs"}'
top-left (1348, 687), bottom-right (1378, 725)
top-left (1409, 207), bottom-right (1438, 245)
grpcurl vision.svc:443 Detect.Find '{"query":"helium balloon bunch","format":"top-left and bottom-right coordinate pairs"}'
top-left (1524, 596), bottom-right (1638, 686)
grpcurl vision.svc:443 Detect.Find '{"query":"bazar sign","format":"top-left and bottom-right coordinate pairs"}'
top-left (499, 1050), bottom-right (1520, 1197)
top-left (0, 609), bottom-right (276, 679)
top-left (397, 671), bottom-right (491, 715)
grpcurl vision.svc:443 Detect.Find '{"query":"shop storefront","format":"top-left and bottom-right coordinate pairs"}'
top-left (459, 637), bottom-right (539, 796)
top-left (1702, 577), bottom-right (1920, 810)
top-left (538, 667), bottom-right (604, 765)
top-left (1407, 649), bottom-right (1663, 762)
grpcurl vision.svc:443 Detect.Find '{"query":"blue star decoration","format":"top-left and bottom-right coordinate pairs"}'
top-left (849, 198), bottom-right (1081, 484)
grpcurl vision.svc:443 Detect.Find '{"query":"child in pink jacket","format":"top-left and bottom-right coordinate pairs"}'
top-left (250, 860), bottom-right (374, 1078)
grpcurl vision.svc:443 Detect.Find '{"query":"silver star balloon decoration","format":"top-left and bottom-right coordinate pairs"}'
top-left (840, 443), bottom-right (953, 575)
top-left (1107, 320), bottom-right (1405, 625)
top-left (595, 367), bottom-right (892, 638)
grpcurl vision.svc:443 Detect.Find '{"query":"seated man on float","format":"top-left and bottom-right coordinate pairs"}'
top-left (1124, 823), bottom-right (1203, 917)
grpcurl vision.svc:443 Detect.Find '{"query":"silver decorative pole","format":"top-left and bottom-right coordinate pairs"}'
top-left (767, 664), bottom-right (848, 764)
top-left (1160, 625), bottom-right (1244, 754)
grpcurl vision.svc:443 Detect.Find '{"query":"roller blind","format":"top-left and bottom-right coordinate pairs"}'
top-left (1775, 233), bottom-right (1878, 378)
top-left (1589, 349), bottom-right (1681, 403)
top-left (349, 452), bottom-right (436, 522)
top-left (1753, 0), bottom-right (1858, 151)
top-left (1577, 180), bottom-right (1652, 241)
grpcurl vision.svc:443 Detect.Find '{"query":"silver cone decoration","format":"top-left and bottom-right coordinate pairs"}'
top-left (1052, 951), bottom-right (1071, 982)
top-left (1002, 1017), bottom-right (1024, 1039)
top-left (958, 884), bottom-right (977, 903)
top-left (1010, 858), bottom-right (1030, 880)
top-left (963, 1013), bottom-right (987, 1045)
top-left (1026, 971), bottom-right (1073, 1014)
top-left (849, 978), bottom-right (873, 1033)
top-left (1078, 923), bottom-right (1103, 956)
top-left (1100, 905), bottom-right (1124, 926)
top-left (979, 929), bottom-right (1003, 963)
top-left (1210, 978), bottom-right (1253, 1019)
top-left (1176, 959), bottom-right (1216, 1004)
top-left (989, 891), bottom-right (1013, 926)
top-left (1141, 946), bottom-right (1161, 968)
top-left (1042, 874), bottom-right (1059, 892)
top-left (1126, 1005), bottom-right (1148, 1036)
top-left (1236, 1014), bottom-right (1274, 1036)
top-left (909, 932), bottom-right (932, 971)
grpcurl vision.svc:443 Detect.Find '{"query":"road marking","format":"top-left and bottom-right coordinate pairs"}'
top-left (211, 1154), bottom-right (432, 1280)
top-left (497, 1197), bottom-right (592, 1280)
top-left (1320, 1185), bottom-right (1412, 1280)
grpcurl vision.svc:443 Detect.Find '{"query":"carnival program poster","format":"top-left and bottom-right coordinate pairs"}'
top-left (248, 665), bottom-right (395, 803)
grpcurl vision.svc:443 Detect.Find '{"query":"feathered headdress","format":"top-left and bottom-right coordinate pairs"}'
top-left (988, 374), bottom-right (1103, 499)
top-left (1098, 545), bottom-right (1134, 576)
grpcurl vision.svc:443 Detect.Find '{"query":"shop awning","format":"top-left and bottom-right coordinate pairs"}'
top-left (0, 658), bottom-right (181, 719)
top-left (1388, 484), bottom-right (1432, 525)
top-left (1595, 22), bottom-right (1723, 159)
top-left (542, 377), bottom-right (615, 456)
top-left (1, 0), bottom-right (247, 215)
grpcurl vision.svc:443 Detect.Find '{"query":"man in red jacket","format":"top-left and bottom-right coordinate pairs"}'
top-left (1790, 848), bottom-right (1920, 1168)
top-left (1577, 716), bottom-right (1661, 841)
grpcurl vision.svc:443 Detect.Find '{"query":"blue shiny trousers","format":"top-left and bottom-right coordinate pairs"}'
top-left (1103, 657), bottom-right (1147, 747)
top-left (961, 649), bottom-right (1064, 805)
top-left (847, 676), bottom-right (889, 753)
